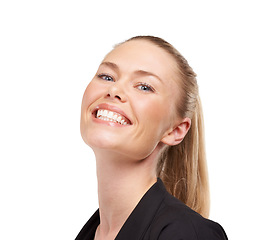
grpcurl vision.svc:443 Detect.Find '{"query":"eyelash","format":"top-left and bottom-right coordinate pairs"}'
top-left (97, 74), bottom-right (155, 93)
top-left (135, 82), bottom-right (155, 92)
top-left (97, 74), bottom-right (114, 82)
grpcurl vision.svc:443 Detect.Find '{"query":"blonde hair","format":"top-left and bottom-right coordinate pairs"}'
top-left (123, 36), bottom-right (210, 218)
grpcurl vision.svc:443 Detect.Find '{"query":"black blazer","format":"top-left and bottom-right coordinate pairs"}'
top-left (75, 178), bottom-right (228, 240)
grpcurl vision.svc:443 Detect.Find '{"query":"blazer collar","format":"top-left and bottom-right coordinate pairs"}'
top-left (115, 178), bottom-right (166, 240)
top-left (77, 178), bottom-right (167, 240)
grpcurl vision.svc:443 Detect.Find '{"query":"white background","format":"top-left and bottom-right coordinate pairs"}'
top-left (0, 0), bottom-right (259, 239)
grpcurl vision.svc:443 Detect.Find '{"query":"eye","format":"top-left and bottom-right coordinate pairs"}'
top-left (97, 74), bottom-right (114, 82)
top-left (136, 82), bottom-right (155, 92)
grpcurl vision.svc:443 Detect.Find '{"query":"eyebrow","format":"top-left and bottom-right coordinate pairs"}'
top-left (134, 70), bottom-right (163, 83)
top-left (100, 61), bottom-right (119, 71)
top-left (100, 61), bottom-right (163, 83)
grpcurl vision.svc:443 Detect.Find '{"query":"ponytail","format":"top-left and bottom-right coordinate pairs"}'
top-left (123, 35), bottom-right (210, 218)
top-left (157, 96), bottom-right (210, 218)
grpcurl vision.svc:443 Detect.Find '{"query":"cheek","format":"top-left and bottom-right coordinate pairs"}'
top-left (80, 81), bottom-right (102, 141)
top-left (125, 99), bottom-right (168, 160)
top-left (81, 81), bottom-right (98, 109)
top-left (81, 79), bottom-right (107, 116)
top-left (137, 97), bottom-right (172, 130)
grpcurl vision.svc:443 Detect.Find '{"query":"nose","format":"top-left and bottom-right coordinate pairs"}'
top-left (106, 81), bottom-right (127, 102)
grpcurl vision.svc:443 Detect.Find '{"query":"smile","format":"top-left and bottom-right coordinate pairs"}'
top-left (95, 109), bottom-right (131, 125)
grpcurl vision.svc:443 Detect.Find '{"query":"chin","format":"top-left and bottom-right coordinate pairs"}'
top-left (81, 128), bottom-right (119, 150)
top-left (80, 124), bottom-right (159, 161)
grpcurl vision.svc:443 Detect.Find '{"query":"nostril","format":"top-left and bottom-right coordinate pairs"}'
top-left (107, 93), bottom-right (121, 100)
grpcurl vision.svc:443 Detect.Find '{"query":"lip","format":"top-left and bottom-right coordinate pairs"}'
top-left (91, 103), bottom-right (132, 125)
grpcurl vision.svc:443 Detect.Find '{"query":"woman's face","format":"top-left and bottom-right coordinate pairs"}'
top-left (80, 40), bottom-right (182, 160)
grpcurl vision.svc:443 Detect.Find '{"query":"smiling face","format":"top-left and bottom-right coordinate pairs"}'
top-left (80, 40), bottom-right (185, 160)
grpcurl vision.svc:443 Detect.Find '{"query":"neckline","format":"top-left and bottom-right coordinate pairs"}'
top-left (94, 179), bottom-right (165, 239)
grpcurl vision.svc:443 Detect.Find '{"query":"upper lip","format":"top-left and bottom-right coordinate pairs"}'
top-left (92, 103), bottom-right (132, 124)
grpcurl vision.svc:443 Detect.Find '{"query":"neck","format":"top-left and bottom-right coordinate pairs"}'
top-left (93, 149), bottom-right (158, 239)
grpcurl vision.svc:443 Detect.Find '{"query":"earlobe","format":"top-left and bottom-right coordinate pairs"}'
top-left (161, 118), bottom-right (191, 146)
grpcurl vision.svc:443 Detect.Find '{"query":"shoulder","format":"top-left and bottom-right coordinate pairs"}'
top-left (148, 192), bottom-right (228, 240)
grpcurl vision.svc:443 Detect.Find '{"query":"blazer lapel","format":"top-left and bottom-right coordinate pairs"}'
top-left (115, 179), bottom-right (166, 240)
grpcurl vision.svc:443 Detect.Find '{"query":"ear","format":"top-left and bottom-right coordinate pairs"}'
top-left (161, 118), bottom-right (191, 146)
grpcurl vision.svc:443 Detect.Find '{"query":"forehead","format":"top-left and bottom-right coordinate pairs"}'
top-left (103, 40), bottom-right (179, 84)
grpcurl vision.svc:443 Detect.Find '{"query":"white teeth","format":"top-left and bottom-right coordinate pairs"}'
top-left (108, 111), bottom-right (113, 118)
top-left (113, 114), bottom-right (118, 121)
top-left (103, 110), bottom-right (108, 117)
top-left (96, 109), bottom-right (129, 125)
top-left (117, 116), bottom-right (122, 123)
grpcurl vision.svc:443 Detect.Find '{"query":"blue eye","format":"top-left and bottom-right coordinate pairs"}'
top-left (136, 83), bottom-right (155, 92)
top-left (98, 74), bottom-right (114, 82)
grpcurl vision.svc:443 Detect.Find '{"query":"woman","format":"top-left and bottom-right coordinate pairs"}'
top-left (76, 36), bottom-right (228, 240)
